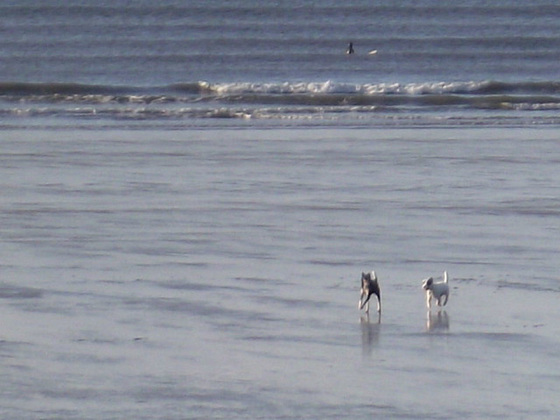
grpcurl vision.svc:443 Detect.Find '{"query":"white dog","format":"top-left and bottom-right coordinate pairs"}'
top-left (358, 271), bottom-right (381, 313)
top-left (422, 271), bottom-right (449, 309)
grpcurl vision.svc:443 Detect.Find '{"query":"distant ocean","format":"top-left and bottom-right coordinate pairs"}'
top-left (2, 2), bottom-right (560, 419)
top-left (2, 0), bottom-right (560, 129)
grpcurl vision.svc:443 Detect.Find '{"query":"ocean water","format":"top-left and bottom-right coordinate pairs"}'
top-left (2, 0), bottom-right (560, 128)
top-left (1, 1), bottom-right (560, 419)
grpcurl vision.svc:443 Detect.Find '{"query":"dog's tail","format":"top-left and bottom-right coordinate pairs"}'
top-left (443, 271), bottom-right (448, 283)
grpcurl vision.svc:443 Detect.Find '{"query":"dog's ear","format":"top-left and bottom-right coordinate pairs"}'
top-left (426, 278), bottom-right (433, 286)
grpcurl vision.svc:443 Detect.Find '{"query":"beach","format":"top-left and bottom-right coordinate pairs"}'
top-left (1, 127), bottom-right (559, 418)
top-left (2, 0), bottom-right (560, 417)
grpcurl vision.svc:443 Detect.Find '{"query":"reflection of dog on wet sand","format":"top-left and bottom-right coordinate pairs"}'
top-left (360, 313), bottom-right (381, 356)
top-left (358, 271), bottom-right (381, 314)
top-left (422, 271), bottom-right (449, 309)
top-left (426, 310), bottom-right (450, 332)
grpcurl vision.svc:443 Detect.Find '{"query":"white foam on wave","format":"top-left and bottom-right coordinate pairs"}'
top-left (199, 80), bottom-right (489, 96)
top-left (362, 81), bottom-right (485, 95)
top-left (200, 80), bottom-right (362, 95)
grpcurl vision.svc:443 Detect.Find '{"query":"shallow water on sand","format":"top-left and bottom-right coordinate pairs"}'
top-left (1, 127), bottom-right (559, 419)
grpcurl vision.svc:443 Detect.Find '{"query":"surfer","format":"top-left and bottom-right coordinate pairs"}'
top-left (347, 42), bottom-right (354, 54)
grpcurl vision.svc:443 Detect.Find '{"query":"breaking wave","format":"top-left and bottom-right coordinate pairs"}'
top-left (3, 80), bottom-right (560, 127)
top-left (4, 79), bottom-right (560, 97)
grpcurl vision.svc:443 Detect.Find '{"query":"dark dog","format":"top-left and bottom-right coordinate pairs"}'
top-left (358, 271), bottom-right (381, 313)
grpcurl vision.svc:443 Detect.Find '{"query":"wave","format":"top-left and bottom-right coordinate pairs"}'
top-left (0, 82), bottom-right (132, 96)
top-left (4, 79), bottom-right (560, 97)
top-left (1, 79), bottom-right (559, 96)
top-left (3, 80), bottom-right (560, 126)
top-left (179, 79), bottom-right (560, 96)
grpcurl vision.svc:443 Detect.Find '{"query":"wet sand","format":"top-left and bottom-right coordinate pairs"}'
top-left (1, 127), bottom-right (559, 419)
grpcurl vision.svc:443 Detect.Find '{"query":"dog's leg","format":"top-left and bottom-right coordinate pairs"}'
top-left (376, 296), bottom-right (381, 313)
top-left (426, 292), bottom-right (432, 309)
top-left (360, 291), bottom-right (371, 311)
top-left (365, 300), bottom-right (370, 314)
top-left (442, 293), bottom-right (449, 306)
top-left (358, 289), bottom-right (365, 309)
